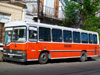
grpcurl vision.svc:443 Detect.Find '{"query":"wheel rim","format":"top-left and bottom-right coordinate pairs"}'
top-left (41, 53), bottom-right (47, 61)
top-left (82, 55), bottom-right (86, 61)
top-left (81, 52), bottom-right (87, 62)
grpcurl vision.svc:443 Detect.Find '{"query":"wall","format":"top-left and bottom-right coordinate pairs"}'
top-left (43, 0), bottom-right (64, 20)
top-left (0, 3), bottom-right (24, 21)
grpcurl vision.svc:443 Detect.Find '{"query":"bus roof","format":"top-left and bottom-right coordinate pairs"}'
top-left (5, 20), bottom-right (98, 34)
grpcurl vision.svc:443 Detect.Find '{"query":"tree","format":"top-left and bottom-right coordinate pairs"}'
top-left (62, 0), bottom-right (82, 28)
top-left (63, 0), bottom-right (100, 28)
top-left (62, 0), bottom-right (100, 38)
top-left (81, 0), bottom-right (100, 38)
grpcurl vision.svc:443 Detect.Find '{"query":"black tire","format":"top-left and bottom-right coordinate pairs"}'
top-left (39, 52), bottom-right (48, 64)
top-left (80, 51), bottom-right (87, 62)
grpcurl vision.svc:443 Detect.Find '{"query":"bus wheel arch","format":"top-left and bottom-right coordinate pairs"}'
top-left (38, 51), bottom-right (50, 64)
top-left (80, 50), bottom-right (87, 62)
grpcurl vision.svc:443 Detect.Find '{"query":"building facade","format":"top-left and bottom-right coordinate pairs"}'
top-left (0, 2), bottom-right (25, 50)
top-left (25, 0), bottom-right (65, 24)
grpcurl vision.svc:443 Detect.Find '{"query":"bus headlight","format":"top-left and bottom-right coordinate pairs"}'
top-left (3, 50), bottom-right (6, 52)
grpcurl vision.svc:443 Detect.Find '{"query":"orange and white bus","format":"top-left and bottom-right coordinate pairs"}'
top-left (3, 21), bottom-right (99, 64)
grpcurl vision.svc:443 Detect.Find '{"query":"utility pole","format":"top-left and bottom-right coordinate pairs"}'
top-left (37, 0), bottom-right (40, 23)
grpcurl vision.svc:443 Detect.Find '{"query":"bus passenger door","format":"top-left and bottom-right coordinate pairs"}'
top-left (27, 26), bottom-right (38, 59)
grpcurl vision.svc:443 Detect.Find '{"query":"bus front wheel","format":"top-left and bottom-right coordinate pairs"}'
top-left (80, 51), bottom-right (87, 62)
top-left (39, 52), bottom-right (48, 64)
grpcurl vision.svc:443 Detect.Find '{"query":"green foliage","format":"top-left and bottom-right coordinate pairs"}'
top-left (62, 0), bottom-right (82, 27)
top-left (82, 0), bottom-right (100, 32)
top-left (62, 0), bottom-right (100, 39)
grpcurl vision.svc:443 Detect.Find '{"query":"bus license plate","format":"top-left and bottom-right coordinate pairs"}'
top-left (9, 55), bottom-right (13, 58)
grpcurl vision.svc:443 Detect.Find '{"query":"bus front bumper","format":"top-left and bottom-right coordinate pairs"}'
top-left (3, 50), bottom-right (27, 62)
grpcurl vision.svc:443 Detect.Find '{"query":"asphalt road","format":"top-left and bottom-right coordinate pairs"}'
top-left (0, 57), bottom-right (100, 75)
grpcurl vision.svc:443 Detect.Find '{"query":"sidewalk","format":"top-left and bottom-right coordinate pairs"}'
top-left (0, 51), bottom-right (3, 62)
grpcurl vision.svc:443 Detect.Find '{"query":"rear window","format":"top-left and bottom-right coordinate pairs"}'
top-left (89, 34), bottom-right (93, 44)
top-left (93, 34), bottom-right (97, 44)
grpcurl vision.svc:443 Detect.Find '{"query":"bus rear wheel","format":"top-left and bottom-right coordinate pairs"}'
top-left (80, 51), bottom-right (87, 62)
top-left (39, 52), bottom-right (48, 64)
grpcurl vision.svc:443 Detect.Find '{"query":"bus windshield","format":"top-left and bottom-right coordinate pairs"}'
top-left (5, 28), bottom-right (13, 45)
top-left (12, 27), bottom-right (27, 43)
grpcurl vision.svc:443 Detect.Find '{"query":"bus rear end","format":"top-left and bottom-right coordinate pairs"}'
top-left (3, 26), bottom-right (27, 62)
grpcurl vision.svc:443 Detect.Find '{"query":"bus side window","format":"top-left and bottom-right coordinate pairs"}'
top-left (81, 33), bottom-right (88, 43)
top-left (29, 27), bottom-right (37, 42)
top-left (73, 31), bottom-right (80, 43)
top-left (52, 29), bottom-right (62, 42)
top-left (89, 34), bottom-right (92, 44)
top-left (63, 30), bottom-right (72, 43)
top-left (93, 34), bottom-right (97, 44)
top-left (39, 27), bottom-right (51, 42)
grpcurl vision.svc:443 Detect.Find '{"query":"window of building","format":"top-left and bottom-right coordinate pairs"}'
top-left (93, 34), bottom-right (97, 44)
top-left (52, 29), bottom-right (62, 42)
top-left (81, 33), bottom-right (88, 43)
top-left (39, 27), bottom-right (51, 42)
top-left (89, 34), bottom-right (92, 44)
top-left (73, 31), bottom-right (80, 43)
top-left (63, 30), bottom-right (72, 43)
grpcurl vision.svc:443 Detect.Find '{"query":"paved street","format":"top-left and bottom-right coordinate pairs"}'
top-left (0, 57), bottom-right (100, 75)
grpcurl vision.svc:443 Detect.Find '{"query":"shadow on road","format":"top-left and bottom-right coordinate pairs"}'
top-left (4, 57), bottom-right (97, 65)
top-left (49, 57), bottom-right (96, 64)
